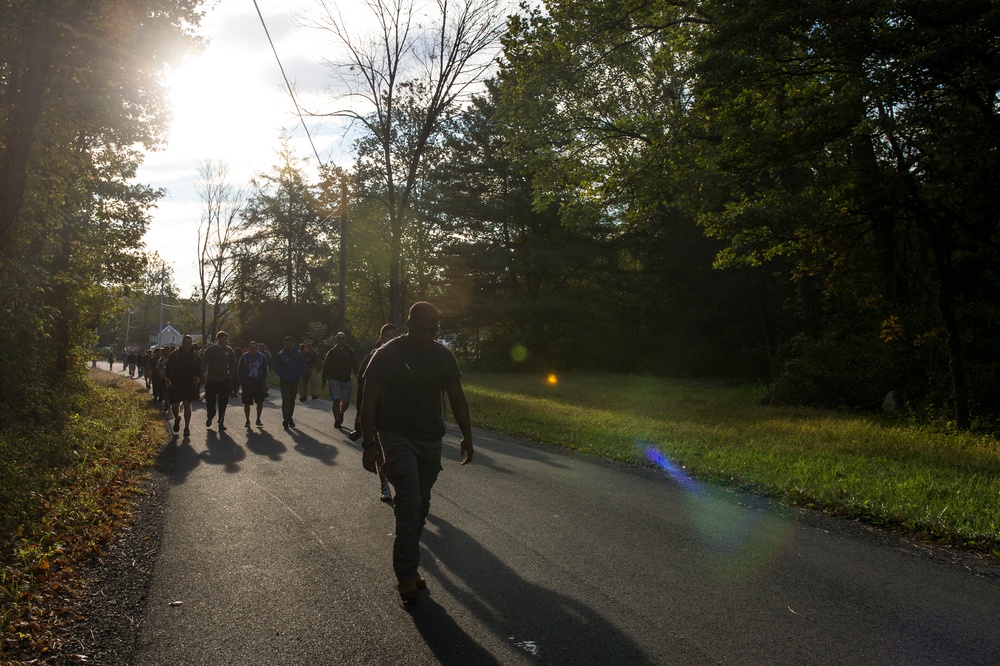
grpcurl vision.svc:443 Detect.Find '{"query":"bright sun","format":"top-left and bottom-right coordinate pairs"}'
top-left (163, 47), bottom-right (291, 162)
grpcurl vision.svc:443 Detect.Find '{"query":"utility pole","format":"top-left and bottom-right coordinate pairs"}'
top-left (338, 178), bottom-right (347, 332)
top-left (158, 262), bottom-right (165, 346)
top-left (125, 309), bottom-right (132, 353)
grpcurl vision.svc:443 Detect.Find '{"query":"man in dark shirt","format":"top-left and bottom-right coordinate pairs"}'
top-left (165, 335), bottom-right (201, 438)
top-left (360, 302), bottom-right (473, 603)
top-left (274, 336), bottom-right (307, 429)
top-left (202, 331), bottom-right (237, 431)
top-left (321, 332), bottom-right (359, 429)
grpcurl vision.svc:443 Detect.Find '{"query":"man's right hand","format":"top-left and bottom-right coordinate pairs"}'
top-left (362, 445), bottom-right (379, 473)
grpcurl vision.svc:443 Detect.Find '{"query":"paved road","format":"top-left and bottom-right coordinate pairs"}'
top-left (108, 365), bottom-right (1000, 664)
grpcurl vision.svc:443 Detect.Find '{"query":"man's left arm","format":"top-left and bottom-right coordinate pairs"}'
top-left (445, 379), bottom-right (473, 465)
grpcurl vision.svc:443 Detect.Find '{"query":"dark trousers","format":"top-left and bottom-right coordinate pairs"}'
top-left (152, 376), bottom-right (165, 402)
top-left (380, 432), bottom-right (442, 582)
top-left (205, 379), bottom-right (230, 423)
top-left (280, 380), bottom-right (298, 421)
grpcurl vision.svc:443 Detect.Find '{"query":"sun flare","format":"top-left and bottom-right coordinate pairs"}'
top-left (162, 48), bottom-right (289, 161)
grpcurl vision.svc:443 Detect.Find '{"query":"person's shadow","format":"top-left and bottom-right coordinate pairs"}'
top-left (245, 426), bottom-right (287, 461)
top-left (202, 430), bottom-right (245, 473)
top-left (166, 431), bottom-right (201, 485)
top-left (414, 515), bottom-right (655, 665)
top-left (289, 429), bottom-right (338, 466)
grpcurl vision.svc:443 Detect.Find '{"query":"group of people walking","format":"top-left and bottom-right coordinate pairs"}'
top-left (114, 301), bottom-right (474, 605)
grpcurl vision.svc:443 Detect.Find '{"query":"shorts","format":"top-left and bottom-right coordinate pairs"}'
top-left (169, 383), bottom-right (198, 405)
top-left (242, 383), bottom-right (266, 405)
top-left (329, 380), bottom-right (353, 403)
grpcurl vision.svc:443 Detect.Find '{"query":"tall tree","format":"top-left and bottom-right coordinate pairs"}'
top-left (688, 0), bottom-right (1000, 426)
top-left (0, 0), bottom-right (202, 420)
top-left (492, 1), bottom-right (769, 374)
top-left (308, 0), bottom-right (506, 322)
top-left (196, 159), bottom-right (245, 341)
top-left (237, 142), bottom-right (330, 314)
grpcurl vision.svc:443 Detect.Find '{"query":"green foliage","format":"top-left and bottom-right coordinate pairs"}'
top-left (0, 0), bottom-right (203, 427)
top-left (479, 0), bottom-right (1000, 427)
top-left (236, 140), bottom-right (333, 315)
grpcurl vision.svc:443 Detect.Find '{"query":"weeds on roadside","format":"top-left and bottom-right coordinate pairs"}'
top-left (0, 370), bottom-right (162, 663)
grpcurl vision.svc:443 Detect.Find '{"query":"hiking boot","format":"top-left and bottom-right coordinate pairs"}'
top-left (288, 419), bottom-right (295, 428)
top-left (334, 416), bottom-right (343, 428)
top-left (245, 420), bottom-right (251, 428)
top-left (173, 419), bottom-right (180, 433)
top-left (282, 420), bottom-right (289, 429)
top-left (380, 482), bottom-right (393, 503)
top-left (206, 417), bottom-right (213, 427)
top-left (349, 429), bottom-right (362, 442)
top-left (183, 428), bottom-right (190, 437)
top-left (256, 418), bottom-right (263, 427)
top-left (398, 579), bottom-right (420, 603)
top-left (219, 422), bottom-right (227, 431)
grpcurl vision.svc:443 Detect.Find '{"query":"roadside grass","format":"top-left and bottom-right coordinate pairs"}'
top-left (0, 370), bottom-right (163, 664)
top-left (462, 372), bottom-right (1000, 553)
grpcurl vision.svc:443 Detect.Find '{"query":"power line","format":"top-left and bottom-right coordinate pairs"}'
top-left (252, 0), bottom-right (324, 167)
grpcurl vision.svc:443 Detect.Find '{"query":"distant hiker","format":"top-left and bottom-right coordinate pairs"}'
top-left (352, 323), bottom-right (399, 503)
top-left (156, 348), bottom-right (171, 411)
top-left (202, 331), bottom-right (237, 431)
top-left (274, 336), bottom-right (307, 429)
top-left (305, 340), bottom-right (321, 399)
top-left (298, 342), bottom-right (313, 402)
top-left (127, 350), bottom-right (137, 378)
top-left (360, 302), bottom-right (473, 603)
top-left (143, 348), bottom-right (154, 389)
top-left (107, 352), bottom-right (116, 370)
top-left (165, 335), bottom-right (201, 438)
top-left (321, 332), bottom-right (359, 429)
top-left (150, 347), bottom-right (165, 403)
top-left (238, 341), bottom-right (269, 428)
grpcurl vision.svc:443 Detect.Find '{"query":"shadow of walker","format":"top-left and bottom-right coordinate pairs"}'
top-left (414, 514), bottom-right (655, 665)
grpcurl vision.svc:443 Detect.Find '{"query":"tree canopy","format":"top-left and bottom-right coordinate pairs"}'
top-left (0, 0), bottom-right (203, 422)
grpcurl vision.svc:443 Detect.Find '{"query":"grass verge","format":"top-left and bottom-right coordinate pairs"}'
top-left (0, 370), bottom-right (164, 665)
top-left (463, 372), bottom-right (1000, 554)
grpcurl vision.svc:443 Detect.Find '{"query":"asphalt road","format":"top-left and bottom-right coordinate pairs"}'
top-left (110, 365), bottom-right (1000, 665)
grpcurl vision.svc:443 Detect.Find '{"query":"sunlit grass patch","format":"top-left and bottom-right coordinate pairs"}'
top-left (463, 372), bottom-right (1000, 551)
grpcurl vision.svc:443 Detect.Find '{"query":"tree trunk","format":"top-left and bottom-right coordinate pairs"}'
top-left (928, 222), bottom-right (970, 429)
top-left (0, 21), bottom-right (56, 255)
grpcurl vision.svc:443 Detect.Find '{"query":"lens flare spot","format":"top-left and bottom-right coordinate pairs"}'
top-left (643, 443), bottom-right (699, 492)
top-left (547, 374), bottom-right (558, 385)
top-left (641, 440), bottom-right (793, 578)
top-left (510, 344), bottom-right (528, 362)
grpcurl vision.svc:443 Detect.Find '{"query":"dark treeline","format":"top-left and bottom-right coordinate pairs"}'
top-left (3, 0), bottom-right (999, 430)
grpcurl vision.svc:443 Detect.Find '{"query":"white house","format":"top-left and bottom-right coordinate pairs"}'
top-left (150, 324), bottom-right (184, 347)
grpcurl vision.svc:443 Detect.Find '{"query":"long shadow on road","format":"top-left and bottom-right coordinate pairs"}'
top-left (202, 430), bottom-right (245, 473)
top-left (404, 596), bottom-right (502, 666)
top-left (244, 427), bottom-right (288, 461)
top-left (419, 515), bottom-right (655, 665)
top-left (288, 428), bottom-right (339, 466)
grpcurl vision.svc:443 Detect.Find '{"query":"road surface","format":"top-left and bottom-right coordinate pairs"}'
top-left (107, 364), bottom-right (1000, 664)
